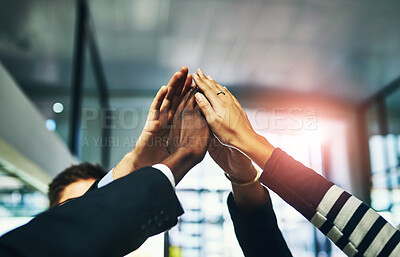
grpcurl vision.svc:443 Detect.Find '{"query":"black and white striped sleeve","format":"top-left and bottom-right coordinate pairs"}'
top-left (259, 148), bottom-right (400, 257)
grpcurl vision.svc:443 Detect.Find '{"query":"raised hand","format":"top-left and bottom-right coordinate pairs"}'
top-left (113, 67), bottom-right (192, 180)
top-left (193, 69), bottom-right (275, 168)
top-left (162, 88), bottom-right (211, 184)
top-left (192, 69), bottom-right (254, 149)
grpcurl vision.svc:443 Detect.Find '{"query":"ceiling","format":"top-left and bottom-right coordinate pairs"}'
top-left (1, 0), bottom-right (400, 104)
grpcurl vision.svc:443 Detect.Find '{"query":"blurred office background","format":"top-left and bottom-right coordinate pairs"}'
top-left (1, 0), bottom-right (400, 256)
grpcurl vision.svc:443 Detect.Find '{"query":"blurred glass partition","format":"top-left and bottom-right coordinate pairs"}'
top-left (368, 86), bottom-right (400, 227)
top-left (169, 154), bottom-right (242, 257)
top-left (387, 86), bottom-right (400, 136)
top-left (0, 168), bottom-right (48, 237)
top-left (0, 169), bottom-right (48, 219)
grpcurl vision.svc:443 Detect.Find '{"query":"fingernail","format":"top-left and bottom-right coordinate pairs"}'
top-left (195, 92), bottom-right (202, 102)
top-left (207, 75), bottom-right (212, 80)
top-left (198, 68), bottom-right (203, 74)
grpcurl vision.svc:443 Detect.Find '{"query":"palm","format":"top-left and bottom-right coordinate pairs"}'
top-left (132, 67), bottom-right (192, 169)
top-left (136, 116), bottom-right (170, 166)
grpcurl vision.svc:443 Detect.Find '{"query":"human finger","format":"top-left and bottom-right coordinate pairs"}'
top-left (174, 66), bottom-right (188, 98)
top-left (181, 73), bottom-right (192, 97)
top-left (198, 69), bottom-right (225, 92)
top-left (193, 73), bottom-right (225, 109)
top-left (194, 92), bottom-right (220, 128)
top-left (221, 86), bottom-right (242, 108)
top-left (147, 85), bottom-right (168, 120)
top-left (186, 89), bottom-right (197, 110)
top-left (160, 70), bottom-right (185, 111)
top-left (175, 87), bottom-right (194, 118)
top-left (171, 72), bottom-right (191, 113)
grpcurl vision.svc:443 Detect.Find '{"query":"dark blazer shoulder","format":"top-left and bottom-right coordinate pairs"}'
top-left (0, 166), bottom-right (183, 257)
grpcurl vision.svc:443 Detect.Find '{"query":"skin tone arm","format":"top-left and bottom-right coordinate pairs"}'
top-left (208, 135), bottom-right (268, 212)
top-left (193, 69), bottom-right (275, 170)
top-left (113, 67), bottom-right (192, 180)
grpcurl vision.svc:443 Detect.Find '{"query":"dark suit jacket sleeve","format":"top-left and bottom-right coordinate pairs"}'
top-left (227, 192), bottom-right (292, 257)
top-left (259, 148), bottom-right (400, 257)
top-left (0, 167), bottom-right (184, 257)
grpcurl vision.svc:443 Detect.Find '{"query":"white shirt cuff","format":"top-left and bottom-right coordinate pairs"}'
top-left (98, 168), bottom-right (114, 188)
top-left (152, 164), bottom-right (175, 189)
top-left (97, 165), bottom-right (175, 189)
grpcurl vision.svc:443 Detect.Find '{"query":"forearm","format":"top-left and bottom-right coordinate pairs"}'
top-left (259, 148), bottom-right (333, 216)
top-left (231, 182), bottom-right (268, 214)
top-left (260, 148), bottom-right (400, 257)
top-left (161, 148), bottom-right (198, 185)
top-left (113, 151), bottom-right (138, 180)
top-left (113, 145), bottom-right (156, 181)
top-left (228, 191), bottom-right (292, 257)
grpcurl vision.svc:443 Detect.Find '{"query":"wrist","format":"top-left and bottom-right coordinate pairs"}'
top-left (161, 148), bottom-right (195, 185)
top-left (225, 166), bottom-right (260, 186)
top-left (126, 151), bottom-right (140, 168)
top-left (129, 148), bottom-right (143, 169)
top-left (227, 164), bottom-right (258, 183)
top-left (230, 128), bottom-right (257, 151)
top-left (174, 147), bottom-right (197, 164)
top-left (129, 146), bottom-right (157, 170)
top-left (232, 183), bottom-right (269, 213)
top-left (113, 151), bottom-right (138, 180)
top-left (240, 132), bottom-right (275, 168)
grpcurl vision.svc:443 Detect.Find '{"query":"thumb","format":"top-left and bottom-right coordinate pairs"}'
top-left (195, 92), bottom-right (218, 126)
